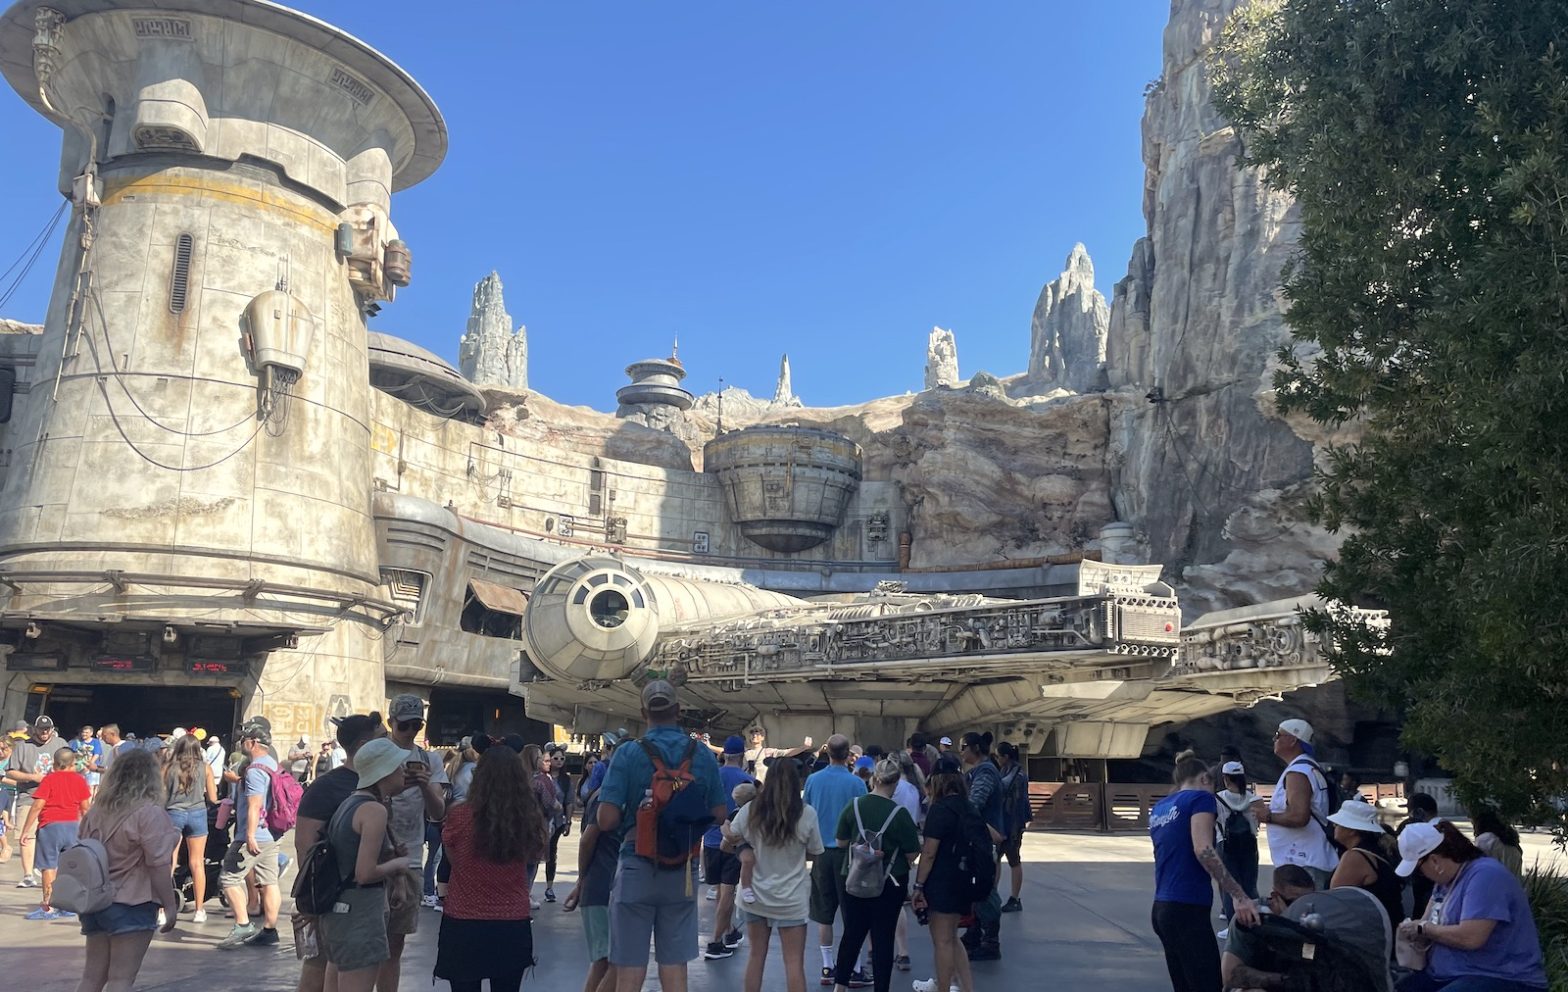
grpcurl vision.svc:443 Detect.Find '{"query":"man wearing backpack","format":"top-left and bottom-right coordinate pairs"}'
top-left (804, 733), bottom-right (873, 988)
top-left (597, 680), bottom-right (726, 992)
top-left (1251, 718), bottom-right (1340, 889)
top-left (216, 725), bottom-right (283, 948)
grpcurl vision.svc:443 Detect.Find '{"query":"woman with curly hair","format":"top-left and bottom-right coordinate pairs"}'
top-left (75, 747), bottom-right (179, 992)
top-left (436, 741), bottom-right (549, 991)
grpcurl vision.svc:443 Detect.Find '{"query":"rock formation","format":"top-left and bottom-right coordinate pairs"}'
top-left (458, 272), bottom-right (527, 390)
top-left (923, 327), bottom-right (959, 389)
top-left (1101, 0), bottom-right (1343, 615)
top-left (772, 354), bottom-right (801, 407)
top-left (1027, 243), bottom-right (1109, 393)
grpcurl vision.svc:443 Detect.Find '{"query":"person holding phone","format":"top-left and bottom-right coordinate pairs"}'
top-left (383, 696), bottom-right (447, 992)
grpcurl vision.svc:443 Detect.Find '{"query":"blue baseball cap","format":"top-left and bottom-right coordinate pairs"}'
top-left (723, 735), bottom-right (746, 755)
top-left (854, 755), bottom-right (875, 771)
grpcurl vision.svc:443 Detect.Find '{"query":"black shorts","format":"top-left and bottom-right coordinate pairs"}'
top-left (1000, 830), bottom-right (1023, 866)
top-left (703, 847), bottom-right (741, 887)
top-left (809, 848), bottom-right (848, 925)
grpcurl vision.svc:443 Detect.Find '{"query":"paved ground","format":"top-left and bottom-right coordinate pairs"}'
top-left (4, 828), bottom-right (1560, 990)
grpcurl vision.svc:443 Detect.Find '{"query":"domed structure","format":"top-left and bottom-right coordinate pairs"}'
top-left (368, 332), bottom-right (485, 421)
top-left (704, 426), bottom-right (863, 553)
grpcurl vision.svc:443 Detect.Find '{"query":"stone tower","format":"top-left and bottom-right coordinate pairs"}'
top-left (772, 354), bottom-right (800, 407)
top-left (0, 0), bottom-right (445, 739)
top-left (458, 271), bottom-right (527, 390)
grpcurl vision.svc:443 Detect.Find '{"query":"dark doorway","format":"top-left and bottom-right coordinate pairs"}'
top-left (427, 687), bottom-right (550, 747)
top-left (37, 684), bottom-right (240, 743)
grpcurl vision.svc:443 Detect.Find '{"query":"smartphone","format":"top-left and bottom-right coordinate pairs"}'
top-left (404, 760), bottom-right (424, 774)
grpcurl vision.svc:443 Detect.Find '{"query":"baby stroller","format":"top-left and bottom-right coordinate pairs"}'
top-left (173, 803), bottom-right (231, 908)
top-left (1236, 912), bottom-right (1391, 992)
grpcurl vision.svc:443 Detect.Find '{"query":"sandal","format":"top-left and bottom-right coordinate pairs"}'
top-left (894, 955), bottom-right (911, 972)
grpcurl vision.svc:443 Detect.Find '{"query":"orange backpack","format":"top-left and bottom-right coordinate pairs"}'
top-left (633, 738), bottom-right (713, 868)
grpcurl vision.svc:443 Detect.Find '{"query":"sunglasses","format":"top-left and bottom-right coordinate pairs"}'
top-left (395, 719), bottom-right (424, 732)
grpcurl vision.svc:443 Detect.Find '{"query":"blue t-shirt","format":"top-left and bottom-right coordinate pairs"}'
top-left (235, 755), bottom-right (278, 843)
top-left (802, 764), bottom-right (866, 844)
top-left (1429, 855), bottom-right (1546, 986)
top-left (1150, 788), bottom-right (1218, 906)
top-left (598, 725), bottom-right (725, 861)
top-left (704, 764), bottom-right (755, 849)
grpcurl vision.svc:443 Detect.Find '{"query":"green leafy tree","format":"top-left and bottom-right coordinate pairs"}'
top-left (1212, 0), bottom-right (1568, 830)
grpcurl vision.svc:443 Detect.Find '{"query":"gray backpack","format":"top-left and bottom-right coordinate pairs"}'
top-left (844, 799), bottom-right (903, 899)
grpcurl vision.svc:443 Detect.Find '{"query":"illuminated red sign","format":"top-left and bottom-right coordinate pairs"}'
top-left (187, 659), bottom-right (245, 676)
top-left (91, 656), bottom-right (155, 673)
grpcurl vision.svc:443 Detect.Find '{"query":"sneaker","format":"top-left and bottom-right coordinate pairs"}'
top-left (968, 944), bottom-right (1001, 961)
top-left (723, 928), bottom-right (743, 948)
top-left (707, 886), bottom-right (718, 901)
top-left (54, 910), bottom-right (76, 919)
top-left (740, 886), bottom-right (757, 904)
top-left (17, 871), bottom-right (40, 889)
top-left (421, 894), bottom-right (439, 909)
top-left (530, 899), bottom-right (541, 911)
top-left (821, 967), bottom-right (835, 986)
top-left (847, 971), bottom-right (873, 989)
top-left (894, 954), bottom-right (911, 971)
top-left (24, 907), bottom-right (59, 921)
top-left (1216, 927), bottom-right (1229, 941)
top-left (247, 926), bottom-right (280, 947)
top-left (217, 923), bottom-right (259, 949)
top-left (545, 887), bottom-right (556, 903)
top-left (1001, 896), bottom-right (1022, 913)
top-left (911, 981), bottom-right (959, 992)
top-left (703, 941), bottom-right (734, 960)
top-left (192, 909), bottom-right (208, 924)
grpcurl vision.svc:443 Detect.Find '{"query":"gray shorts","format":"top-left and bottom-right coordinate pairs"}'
top-left (218, 836), bottom-right (280, 890)
top-left (320, 885), bottom-right (390, 973)
top-left (608, 856), bottom-right (700, 967)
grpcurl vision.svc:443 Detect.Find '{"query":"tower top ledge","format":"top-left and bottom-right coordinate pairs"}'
top-left (0, 0), bottom-right (447, 189)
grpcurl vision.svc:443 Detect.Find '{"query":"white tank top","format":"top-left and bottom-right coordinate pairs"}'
top-left (1266, 756), bottom-right (1340, 871)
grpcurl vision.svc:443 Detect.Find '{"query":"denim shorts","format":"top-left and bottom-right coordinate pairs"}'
top-left (167, 807), bottom-right (208, 838)
top-left (36, 821), bottom-right (78, 870)
top-left (81, 900), bottom-right (159, 936)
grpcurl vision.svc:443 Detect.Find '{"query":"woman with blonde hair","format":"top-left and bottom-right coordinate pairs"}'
top-left (76, 747), bottom-right (179, 992)
top-left (164, 733), bottom-right (217, 922)
top-left (436, 743), bottom-right (549, 991)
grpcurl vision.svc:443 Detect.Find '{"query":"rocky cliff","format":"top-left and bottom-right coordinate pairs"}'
top-left (1098, 0), bottom-right (1344, 614)
top-left (458, 272), bottom-right (528, 390)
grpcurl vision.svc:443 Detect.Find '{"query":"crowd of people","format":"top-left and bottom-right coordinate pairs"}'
top-left (0, 689), bottom-right (1038, 992)
top-left (1150, 717), bottom-right (1548, 992)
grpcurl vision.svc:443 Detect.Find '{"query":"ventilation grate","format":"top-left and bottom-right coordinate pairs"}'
top-left (168, 233), bottom-right (193, 313)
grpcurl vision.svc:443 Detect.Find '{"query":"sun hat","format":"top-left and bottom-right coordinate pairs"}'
top-left (1277, 719), bottom-right (1314, 744)
top-left (1326, 798), bottom-right (1380, 834)
top-left (1395, 821), bottom-right (1443, 877)
top-left (354, 737), bottom-right (412, 790)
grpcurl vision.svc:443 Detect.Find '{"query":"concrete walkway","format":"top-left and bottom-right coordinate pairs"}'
top-left (5, 829), bottom-right (1558, 990)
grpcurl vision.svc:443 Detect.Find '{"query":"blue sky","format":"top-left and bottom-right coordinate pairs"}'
top-left (0, 2), bottom-right (1168, 409)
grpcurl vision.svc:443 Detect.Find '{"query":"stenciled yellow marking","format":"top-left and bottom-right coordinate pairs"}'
top-left (100, 173), bottom-right (337, 234)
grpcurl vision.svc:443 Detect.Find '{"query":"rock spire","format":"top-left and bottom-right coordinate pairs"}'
top-left (458, 272), bottom-right (527, 390)
top-left (772, 354), bottom-right (797, 406)
top-left (1028, 244), bottom-right (1109, 393)
top-left (924, 327), bottom-right (959, 389)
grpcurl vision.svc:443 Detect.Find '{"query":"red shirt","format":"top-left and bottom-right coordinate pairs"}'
top-left (440, 803), bottom-right (533, 921)
top-left (35, 770), bottom-right (90, 826)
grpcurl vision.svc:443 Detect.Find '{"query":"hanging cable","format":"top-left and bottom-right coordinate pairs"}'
top-left (0, 200), bottom-right (67, 311)
top-left (83, 285), bottom-right (260, 436)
